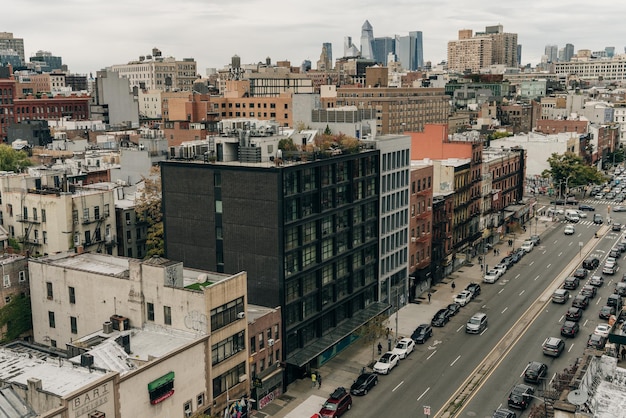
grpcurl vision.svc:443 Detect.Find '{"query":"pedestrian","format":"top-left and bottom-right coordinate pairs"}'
top-left (451, 281), bottom-right (456, 292)
top-left (311, 371), bottom-right (317, 388)
top-left (494, 248), bottom-right (497, 256)
top-left (317, 373), bottom-right (322, 389)
top-left (378, 342), bottom-right (383, 355)
top-left (523, 225), bottom-right (526, 232)
top-left (478, 255), bottom-right (482, 264)
top-left (622, 346), bottom-right (626, 361)
top-left (480, 264), bottom-right (484, 271)
top-left (496, 249), bottom-right (500, 256)
top-left (361, 366), bottom-right (367, 375)
top-left (427, 292), bottom-right (432, 303)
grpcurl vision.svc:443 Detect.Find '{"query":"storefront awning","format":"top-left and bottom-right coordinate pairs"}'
top-left (286, 302), bottom-right (390, 367)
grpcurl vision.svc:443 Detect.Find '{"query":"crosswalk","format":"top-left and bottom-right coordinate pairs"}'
top-left (582, 199), bottom-right (624, 205)
top-left (557, 220), bottom-right (597, 226)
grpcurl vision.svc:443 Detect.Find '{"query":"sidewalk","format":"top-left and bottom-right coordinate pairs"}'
top-left (261, 210), bottom-right (557, 418)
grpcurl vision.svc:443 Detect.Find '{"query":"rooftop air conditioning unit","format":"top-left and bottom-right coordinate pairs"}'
top-left (237, 312), bottom-right (245, 319)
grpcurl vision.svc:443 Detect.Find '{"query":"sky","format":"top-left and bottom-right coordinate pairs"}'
top-left (5, 0), bottom-right (626, 76)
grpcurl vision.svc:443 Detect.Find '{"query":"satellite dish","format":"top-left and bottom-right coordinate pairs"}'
top-left (567, 388), bottom-right (589, 406)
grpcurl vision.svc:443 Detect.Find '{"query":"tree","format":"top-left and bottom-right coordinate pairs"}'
top-left (0, 145), bottom-right (32, 172)
top-left (135, 166), bottom-right (164, 258)
top-left (355, 314), bottom-right (389, 364)
top-left (542, 152), bottom-right (605, 194)
top-left (278, 138), bottom-right (298, 151)
top-left (0, 293), bottom-right (32, 343)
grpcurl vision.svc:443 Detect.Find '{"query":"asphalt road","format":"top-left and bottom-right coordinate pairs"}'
top-left (344, 203), bottom-right (624, 418)
top-left (460, 205), bottom-right (626, 417)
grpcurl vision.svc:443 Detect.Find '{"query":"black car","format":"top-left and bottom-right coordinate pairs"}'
top-left (446, 303), bottom-right (461, 316)
top-left (561, 320), bottom-right (580, 337)
top-left (566, 307), bottom-right (583, 321)
top-left (524, 361), bottom-right (548, 384)
top-left (583, 257), bottom-right (600, 270)
top-left (579, 204), bottom-right (595, 211)
top-left (507, 384), bottom-right (534, 410)
top-left (563, 276), bottom-right (580, 290)
top-left (599, 305), bottom-right (616, 319)
top-left (609, 249), bottom-right (621, 259)
top-left (466, 283), bottom-right (481, 299)
top-left (500, 255), bottom-right (514, 267)
top-left (411, 324), bottom-right (433, 344)
top-left (587, 334), bottom-right (608, 350)
top-left (581, 285), bottom-right (597, 299)
top-left (613, 222), bottom-right (623, 232)
top-left (349, 372), bottom-right (378, 396)
top-left (572, 294), bottom-right (590, 310)
top-left (431, 309), bottom-right (451, 327)
top-left (573, 268), bottom-right (588, 279)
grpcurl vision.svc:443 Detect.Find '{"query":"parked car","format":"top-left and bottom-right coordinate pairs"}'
top-left (542, 337), bottom-right (565, 357)
top-left (465, 283), bottom-right (481, 299)
top-left (564, 225), bottom-right (575, 235)
top-left (391, 337), bottom-right (415, 359)
top-left (493, 263), bottom-right (508, 276)
top-left (551, 289), bottom-right (570, 304)
top-left (614, 205), bottom-right (626, 212)
top-left (454, 291), bottom-right (472, 307)
top-left (572, 294), bottom-right (590, 309)
top-left (520, 240), bottom-right (534, 252)
top-left (573, 268), bottom-right (588, 279)
top-left (594, 323), bottom-right (612, 338)
top-left (373, 352), bottom-right (399, 374)
top-left (507, 384), bottom-right (534, 410)
top-left (523, 361), bottom-right (548, 384)
top-left (566, 307), bottom-right (583, 321)
top-left (493, 409), bottom-right (517, 418)
top-left (529, 235), bottom-right (541, 245)
top-left (581, 285), bottom-right (597, 299)
top-left (609, 249), bottom-right (621, 259)
top-left (446, 303), bottom-right (461, 316)
top-left (583, 257), bottom-right (600, 270)
top-left (483, 269), bottom-right (501, 284)
top-left (613, 222), bottom-right (623, 232)
top-left (615, 282), bottom-right (626, 296)
top-left (411, 324), bottom-right (433, 344)
top-left (599, 305), bottom-right (616, 320)
top-left (500, 255), bottom-right (515, 268)
top-left (431, 309), bottom-right (451, 327)
top-left (590, 275), bottom-right (605, 287)
top-left (563, 276), bottom-right (580, 290)
top-left (603, 264), bottom-right (617, 275)
top-left (350, 373), bottom-right (378, 396)
top-left (319, 387), bottom-right (353, 418)
top-left (561, 320), bottom-right (580, 337)
top-left (587, 334), bottom-right (608, 350)
top-left (594, 214), bottom-right (604, 224)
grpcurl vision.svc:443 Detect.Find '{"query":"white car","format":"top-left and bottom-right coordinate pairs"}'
top-left (520, 240), bottom-right (534, 252)
top-left (577, 210), bottom-right (588, 218)
top-left (373, 352), bottom-right (400, 374)
top-left (594, 323), bottom-right (611, 338)
top-left (564, 225), bottom-right (575, 235)
top-left (493, 263), bottom-right (507, 275)
top-left (483, 269), bottom-right (500, 284)
top-left (391, 337), bottom-right (415, 359)
top-left (454, 290), bottom-right (473, 307)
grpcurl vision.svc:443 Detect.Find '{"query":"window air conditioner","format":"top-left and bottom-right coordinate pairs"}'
top-left (268, 338), bottom-right (275, 347)
top-left (126, 220), bottom-right (131, 225)
top-left (237, 312), bottom-right (245, 319)
top-left (411, 237), bottom-right (416, 242)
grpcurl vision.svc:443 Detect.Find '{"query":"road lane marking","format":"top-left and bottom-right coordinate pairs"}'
top-left (450, 355), bottom-right (461, 366)
top-left (392, 381), bottom-right (404, 392)
top-left (498, 289), bottom-right (505, 294)
top-left (549, 373), bottom-right (556, 385)
top-left (596, 299), bottom-right (601, 305)
top-left (515, 274), bottom-right (520, 279)
top-left (427, 350), bottom-right (437, 360)
top-left (583, 319), bottom-right (589, 327)
top-left (568, 343), bottom-right (574, 353)
top-left (480, 327), bottom-right (488, 335)
top-left (559, 315), bottom-right (565, 322)
top-left (558, 252), bottom-right (563, 257)
top-left (456, 325), bottom-right (464, 332)
top-left (547, 264), bottom-right (552, 268)
top-left (543, 250), bottom-right (547, 254)
top-left (501, 307), bottom-right (508, 314)
top-left (530, 261), bottom-right (535, 266)
top-left (534, 275), bottom-right (540, 281)
top-left (417, 387), bottom-right (430, 401)
top-left (519, 290), bottom-right (525, 296)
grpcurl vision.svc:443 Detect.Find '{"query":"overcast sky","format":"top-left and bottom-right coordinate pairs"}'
top-left (5, 0), bottom-right (626, 76)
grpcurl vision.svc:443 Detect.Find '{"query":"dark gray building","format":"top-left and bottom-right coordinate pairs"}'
top-left (161, 149), bottom-right (387, 384)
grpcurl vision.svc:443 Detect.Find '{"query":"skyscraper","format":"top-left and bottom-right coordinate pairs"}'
top-left (360, 20), bottom-right (374, 60)
top-left (0, 32), bottom-right (25, 65)
top-left (447, 25), bottom-right (518, 72)
top-left (395, 31), bottom-right (424, 71)
top-left (372, 37), bottom-right (395, 66)
top-left (323, 42), bottom-right (333, 67)
top-left (544, 44), bottom-right (558, 63)
top-left (564, 43), bottom-right (574, 62)
top-left (344, 36), bottom-right (359, 58)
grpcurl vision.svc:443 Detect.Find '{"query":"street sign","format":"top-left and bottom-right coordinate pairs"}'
top-left (424, 405), bottom-right (431, 416)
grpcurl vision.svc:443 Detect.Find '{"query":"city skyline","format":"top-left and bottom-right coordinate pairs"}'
top-left (4, 0), bottom-right (626, 75)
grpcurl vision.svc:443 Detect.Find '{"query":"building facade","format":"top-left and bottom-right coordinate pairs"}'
top-left (408, 162), bottom-right (433, 297)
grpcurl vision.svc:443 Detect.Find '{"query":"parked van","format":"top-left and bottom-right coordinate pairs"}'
top-left (565, 210), bottom-right (580, 222)
top-left (466, 313), bottom-right (488, 334)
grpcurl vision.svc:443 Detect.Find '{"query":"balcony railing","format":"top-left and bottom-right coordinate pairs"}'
top-left (16, 215), bottom-right (40, 224)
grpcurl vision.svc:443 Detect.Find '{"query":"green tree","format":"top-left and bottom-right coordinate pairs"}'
top-left (278, 138), bottom-right (298, 151)
top-left (324, 125), bottom-right (332, 135)
top-left (136, 166), bottom-right (164, 258)
top-left (0, 144), bottom-right (32, 172)
top-left (0, 293), bottom-right (32, 343)
top-left (542, 152), bottom-right (605, 194)
top-left (355, 314), bottom-right (389, 364)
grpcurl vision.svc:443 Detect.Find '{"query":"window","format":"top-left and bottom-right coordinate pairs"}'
top-left (258, 332), bottom-right (264, 349)
top-left (197, 393), bottom-right (205, 408)
top-left (43, 231), bottom-right (47, 244)
top-left (68, 286), bottom-right (75, 304)
top-left (184, 400), bottom-right (192, 416)
top-left (46, 282), bottom-right (53, 299)
top-left (4, 296), bottom-right (10, 303)
top-left (50, 339), bottom-right (56, 347)
top-left (164, 306), bottom-right (172, 325)
top-left (2, 274), bottom-right (9, 288)
top-left (48, 311), bottom-right (55, 328)
top-left (70, 316), bottom-right (77, 334)
top-left (72, 209), bottom-right (78, 224)
top-left (147, 302), bottom-right (154, 321)
top-left (250, 336), bottom-right (256, 353)
top-left (211, 330), bottom-right (246, 365)
top-left (210, 297), bottom-right (244, 331)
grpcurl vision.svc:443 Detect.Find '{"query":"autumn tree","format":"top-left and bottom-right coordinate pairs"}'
top-left (0, 144), bottom-right (33, 172)
top-left (542, 152), bottom-right (606, 194)
top-left (135, 166), bottom-right (164, 258)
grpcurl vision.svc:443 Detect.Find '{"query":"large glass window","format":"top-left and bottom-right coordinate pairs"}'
top-left (285, 226), bottom-right (298, 250)
top-left (303, 222), bottom-right (316, 243)
top-left (321, 238), bottom-right (334, 261)
top-left (210, 297), bottom-right (245, 332)
top-left (211, 330), bottom-right (246, 365)
top-left (286, 279), bottom-right (300, 303)
top-left (302, 245), bottom-right (317, 268)
top-left (302, 273), bottom-right (316, 295)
